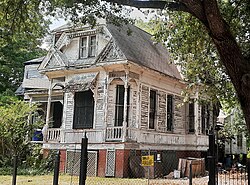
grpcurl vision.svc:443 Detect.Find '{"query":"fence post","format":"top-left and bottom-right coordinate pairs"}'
top-left (208, 132), bottom-right (216, 185)
top-left (79, 133), bottom-right (88, 185)
top-left (53, 150), bottom-right (60, 185)
top-left (247, 158), bottom-right (250, 185)
top-left (12, 155), bottom-right (17, 185)
top-left (189, 161), bottom-right (192, 185)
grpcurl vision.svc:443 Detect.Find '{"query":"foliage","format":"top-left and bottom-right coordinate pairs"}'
top-left (0, 144), bottom-right (56, 175)
top-left (218, 106), bottom-right (247, 146)
top-left (0, 0), bottom-right (133, 36)
top-left (136, 1), bottom-right (249, 136)
top-left (137, 8), bottom-right (239, 106)
top-left (0, 39), bottom-right (46, 94)
top-left (0, 96), bottom-right (43, 167)
top-left (0, 0), bottom-right (48, 94)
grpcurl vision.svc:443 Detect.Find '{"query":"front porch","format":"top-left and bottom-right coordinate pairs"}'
top-left (44, 127), bottom-right (208, 150)
top-left (44, 126), bottom-right (124, 143)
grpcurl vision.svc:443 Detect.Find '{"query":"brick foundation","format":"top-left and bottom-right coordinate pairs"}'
top-left (59, 149), bottom-right (66, 172)
top-left (98, 149), bottom-right (107, 177)
top-left (115, 149), bottom-right (130, 178)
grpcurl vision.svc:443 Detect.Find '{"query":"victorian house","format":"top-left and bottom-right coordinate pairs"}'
top-left (17, 19), bottom-right (214, 177)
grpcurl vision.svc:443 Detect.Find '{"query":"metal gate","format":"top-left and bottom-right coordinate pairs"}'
top-left (208, 133), bottom-right (248, 185)
top-left (217, 166), bottom-right (247, 185)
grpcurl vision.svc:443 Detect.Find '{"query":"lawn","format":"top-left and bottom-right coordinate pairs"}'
top-left (0, 174), bottom-right (210, 184)
top-left (0, 174), bottom-right (148, 185)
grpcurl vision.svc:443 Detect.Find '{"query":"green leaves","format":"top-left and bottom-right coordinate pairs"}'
top-left (137, 7), bottom-right (245, 106)
top-left (0, 97), bottom-right (43, 156)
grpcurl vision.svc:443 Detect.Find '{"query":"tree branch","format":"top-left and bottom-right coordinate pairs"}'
top-left (104, 0), bottom-right (167, 9)
top-left (180, 0), bottom-right (208, 27)
top-left (103, 0), bottom-right (191, 12)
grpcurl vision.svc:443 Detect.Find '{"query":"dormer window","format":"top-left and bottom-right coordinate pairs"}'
top-left (89, 36), bottom-right (96, 57)
top-left (79, 35), bottom-right (96, 58)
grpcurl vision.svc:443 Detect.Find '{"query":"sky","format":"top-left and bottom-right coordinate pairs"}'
top-left (48, 8), bottom-right (149, 30)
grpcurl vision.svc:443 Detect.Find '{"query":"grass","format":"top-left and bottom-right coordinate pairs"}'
top-left (0, 174), bottom-right (148, 185)
top-left (0, 174), bottom-right (210, 185)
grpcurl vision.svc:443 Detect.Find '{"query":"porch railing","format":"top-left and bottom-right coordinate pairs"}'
top-left (106, 126), bottom-right (123, 141)
top-left (46, 128), bottom-right (61, 142)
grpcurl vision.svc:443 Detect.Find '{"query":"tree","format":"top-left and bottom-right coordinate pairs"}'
top-left (1, 0), bottom-right (250, 131)
top-left (0, 39), bottom-right (46, 94)
top-left (0, 0), bottom-right (48, 94)
top-left (103, 0), bottom-right (250, 131)
top-left (0, 96), bottom-right (42, 165)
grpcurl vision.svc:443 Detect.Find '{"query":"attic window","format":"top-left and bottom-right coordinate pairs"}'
top-left (26, 69), bottom-right (43, 79)
top-left (79, 35), bottom-right (96, 58)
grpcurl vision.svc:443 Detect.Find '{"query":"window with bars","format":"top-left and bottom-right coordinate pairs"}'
top-left (167, 95), bottom-right (174, 131)
top-left (114, 85), bottom-right (130, 126)
top-left (149, 90), bottom-right (157, 129)
top-left (189, 100), bottom-right (195, 133)
top-left (79, 35), bottom-right (96, 58)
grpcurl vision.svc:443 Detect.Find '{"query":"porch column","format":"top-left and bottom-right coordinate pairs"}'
top-left (122, 74), bottom-right (128, 142)
top-left (43, 79), bottom-right (52, 141)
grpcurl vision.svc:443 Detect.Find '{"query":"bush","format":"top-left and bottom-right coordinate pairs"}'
top-left (0, 143), bottom-right (56, 175)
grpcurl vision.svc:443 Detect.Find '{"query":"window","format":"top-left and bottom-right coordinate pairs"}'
top-left (237, 134), bottom-right (243, 147)
top-left (201, 104), bottom-right (209, 134)
top-left (51, 101), bottom-right (63, 128)
top-left (189, 100), bottom-right (195, 133)
top-left (149, 90), bottom-right (157, 129)
top-left (167, 95), bottom-right (174, 131)
top-left (73, 90), bottom-right (94, 129)
top-left (89, 36), bottom-right (96, 57)
top-left (79, 35), bottom-right (96, 58)
top-left (114, 85), bottom-right (130, 126)
top-left (79, 37), bottom-right (87, 58)
top-left (26, 69), bottom-right (43, 79)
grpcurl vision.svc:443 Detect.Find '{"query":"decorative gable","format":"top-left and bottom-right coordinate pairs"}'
top-left (55, 32), bottom-right (71, 50)
top-left (38, 49), bottom-right (68, 71)
top-left (96, 39), bottom-right (126, 64)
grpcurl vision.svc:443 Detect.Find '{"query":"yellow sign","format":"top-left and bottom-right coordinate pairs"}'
top-left (141, 155), bottom-right (154, 166)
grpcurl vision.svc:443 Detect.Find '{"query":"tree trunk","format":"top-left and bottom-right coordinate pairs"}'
top-left (176, 0), bottom-right (250, 130)
top-left (185, 0), bottom-right (250, 131)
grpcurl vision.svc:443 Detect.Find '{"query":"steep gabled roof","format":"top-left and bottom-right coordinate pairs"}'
top-left (106, 23), bottom-right (182, 80)
top-left (39, 21), bottom-right (182, 80)
top-left (24, 56), bottom-right (45, 65)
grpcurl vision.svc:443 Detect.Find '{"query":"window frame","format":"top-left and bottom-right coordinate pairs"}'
top-left (79, 36), bottom-right (88, 58)
top-left (79, 35), bottom-right (96, 59)
top-left (201, 103), bottom-right (210, 135)
top-left (73, 90), bottom-right (94, 129)
top-left (167, 94), bottom-right (174, 131)
top-left (149, 89), bottom-right (157, 129)
top-left (89, 35), bottom-right (96, 57)
top-left (114, 85), bottom-right (130, 127)
top-left (188, 99), bottom-right (195, 133)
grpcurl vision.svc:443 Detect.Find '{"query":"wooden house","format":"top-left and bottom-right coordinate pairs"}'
top-left (17, 20), bottom-right (214, 177)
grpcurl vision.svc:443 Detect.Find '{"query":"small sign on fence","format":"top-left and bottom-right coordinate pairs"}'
top-left (141, 155), bottom-right (154, 166)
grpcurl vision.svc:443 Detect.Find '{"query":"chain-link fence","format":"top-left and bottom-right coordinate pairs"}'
top-left (59, 148), bottom-right (249, 185)
top-left (1, 145), bottom-right (248, 185)
top-left (62, 149), bottom-right (211, 185)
